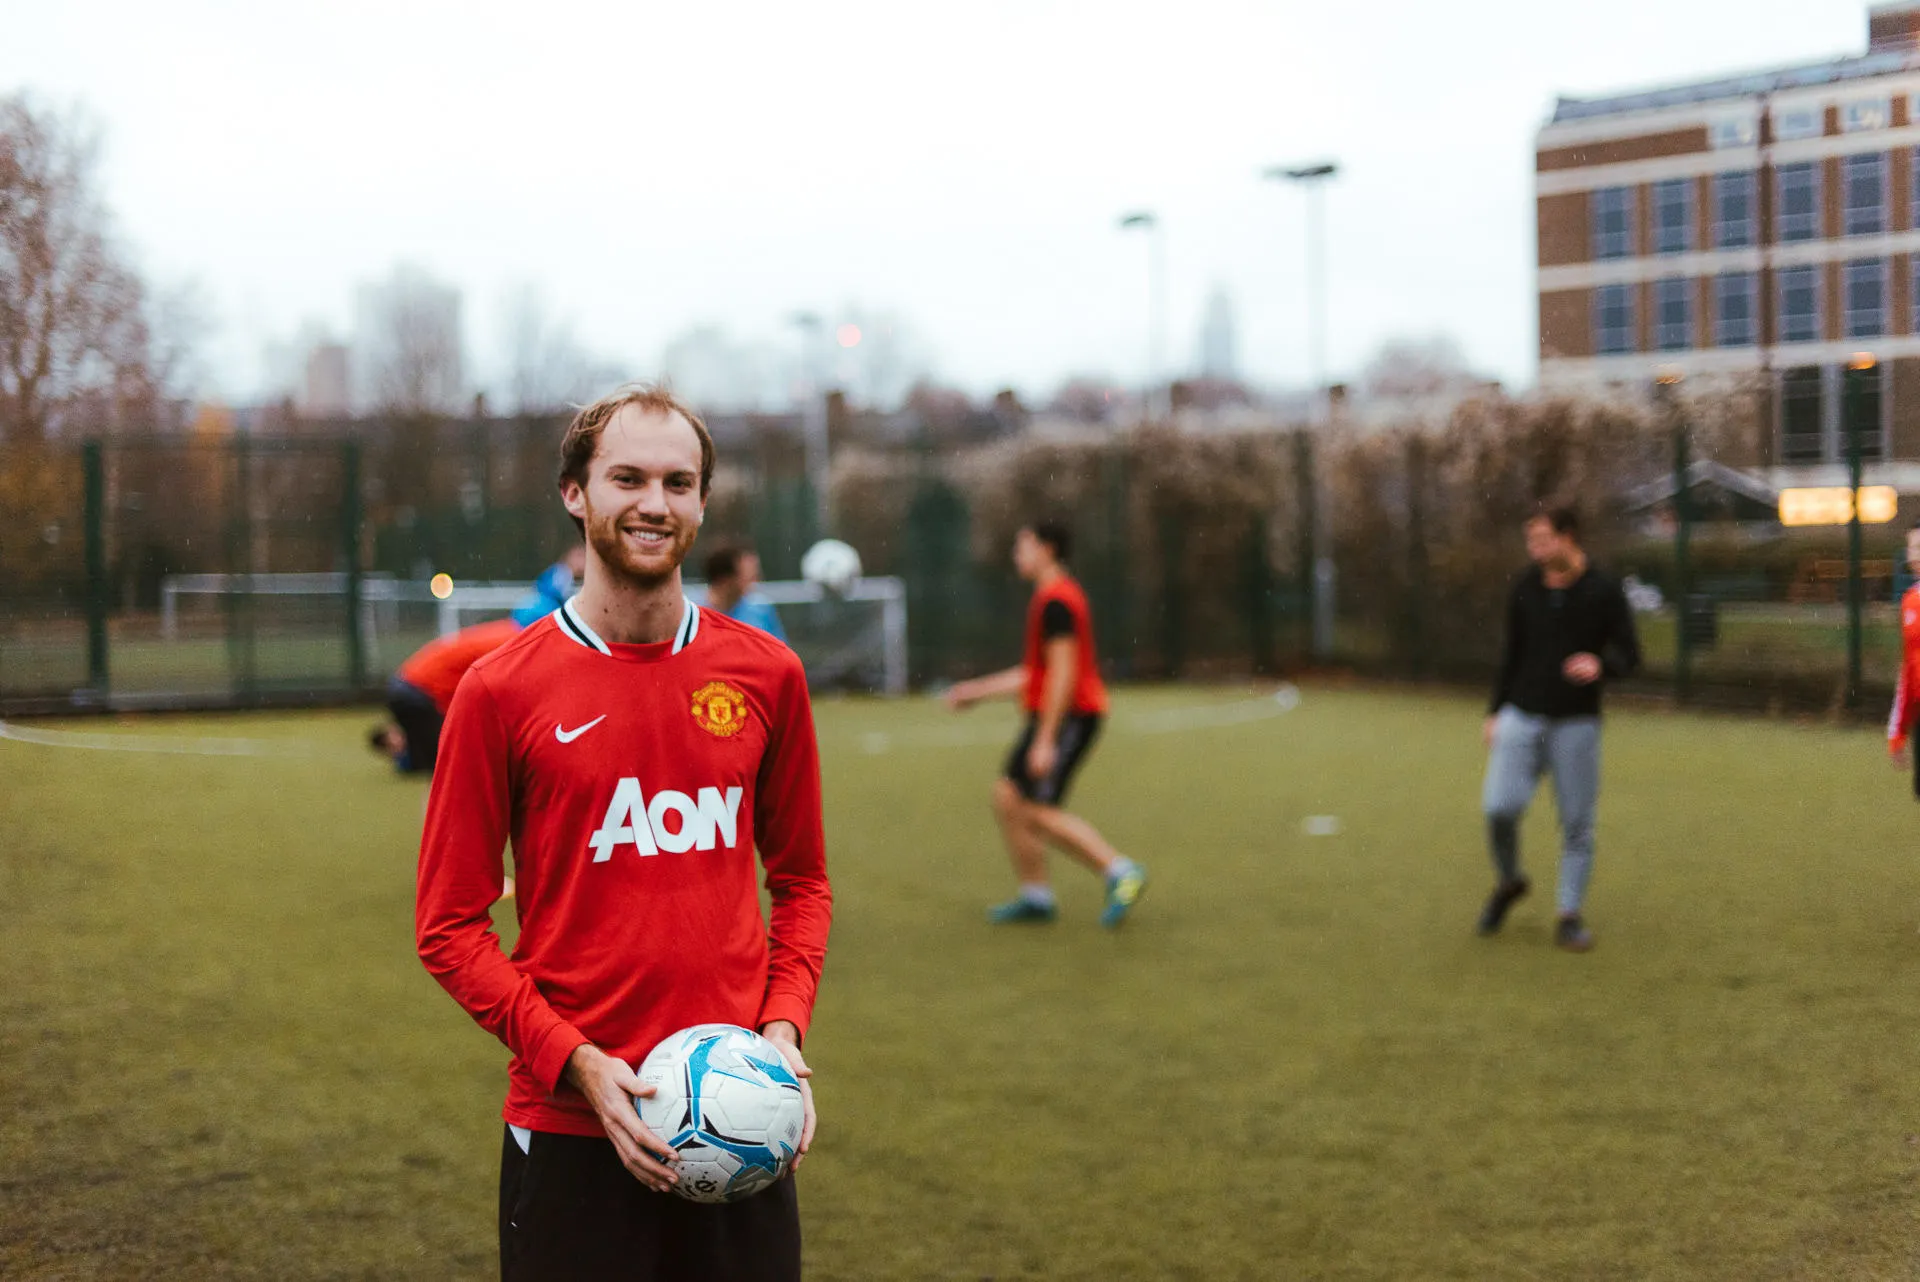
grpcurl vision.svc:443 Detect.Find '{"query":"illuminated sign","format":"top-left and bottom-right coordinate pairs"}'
top-left (1778, 486), bottom-right (1899, 526)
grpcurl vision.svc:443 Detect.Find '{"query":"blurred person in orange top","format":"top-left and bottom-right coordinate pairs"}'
top-left (370, 617), bottom-right (524, 774)
top-left (1888, 522), bottom-right (1920, 797)
top-left (946, 521), bottom-right (1146, 929)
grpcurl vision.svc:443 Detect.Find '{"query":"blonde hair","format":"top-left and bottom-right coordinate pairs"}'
top-left (557, 383), bottom-right (715, 502)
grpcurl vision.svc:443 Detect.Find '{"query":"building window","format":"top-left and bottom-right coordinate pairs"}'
top-left (1844, 97), bottom-right (1891, 132)
top-left (1652, 179), bottom-right (1692, 254)
top-left (1594, 283), bottom-right (1636, 354)
top-left (1912, 257), bottom-right (1920, 331)
top-left (1714, 273), bottom-right (1757, 347)
top-left (1778, 266), bottom-right (1821, 343)
top-left (1774, 106), bottom-right (1825, 140)
top-left (1778, 163), bottom-right (1821, 242)
top-left (1653, 278), bottom-right (1693, 350)
top-left (1912, 147), bottom-right (1920, 230)
top-left (1779, 367), bottom-right (1824, 463)
top-left (1845, 259), bottom-right (1887, 337)
top-left (1712, 172), bottom-right (1755, 248)
top-left (1591, 187), bottom-right (1634, 260)
top-left (1844, 152), bottom-right (1886, 235)
top-left (1710, 117), bottom-right (1757, 149)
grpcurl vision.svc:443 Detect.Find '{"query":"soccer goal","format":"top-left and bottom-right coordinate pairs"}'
top-left (154, 572), bottom-right (908, 696)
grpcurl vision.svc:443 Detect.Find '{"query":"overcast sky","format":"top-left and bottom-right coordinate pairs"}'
top-left (2, 0), bottom-right (1878, 404)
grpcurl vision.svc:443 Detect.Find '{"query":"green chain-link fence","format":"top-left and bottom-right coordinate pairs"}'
top-left (0, 395), bottom-right (1905, 715)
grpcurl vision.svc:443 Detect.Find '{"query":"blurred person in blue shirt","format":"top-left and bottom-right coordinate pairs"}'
top-left (510, 544), bottom-right (586, 625)
top-left (704, 544), bottom-right (787, 642)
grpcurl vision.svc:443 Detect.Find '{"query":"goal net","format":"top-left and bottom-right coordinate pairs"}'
top-left (151, 573), bottom-right (906, 701)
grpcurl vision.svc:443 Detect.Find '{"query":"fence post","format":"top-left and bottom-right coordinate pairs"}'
top-left (82, 440), bottom-right (109, 700)
top-left (1844, 355), bottom-right (1871, 710)
top-left (227, 433), bottom-right (256, 703)
top-left (1104, 443), bottom-right (1133, 678)
top-left (1244, 515), bottom-right (1275, 675)
top-left (1158, 507), bottom-right (1186, 678)
top-left (342, 438), bottom-right (365, 692)
top-left (1404, 434), bottom-right (1429, 674)
top-left (1660, 373), bottom-right (1694, 703)
top-left (1294, 430), bottom-right (1315, 660)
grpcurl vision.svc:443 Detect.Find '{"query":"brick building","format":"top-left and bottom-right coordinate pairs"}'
top-left (1536, 2), bottom-right (1920, 489)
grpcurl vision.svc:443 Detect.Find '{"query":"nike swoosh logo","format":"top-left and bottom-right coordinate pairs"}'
top-left (554, 715), bottom-right (607, 744)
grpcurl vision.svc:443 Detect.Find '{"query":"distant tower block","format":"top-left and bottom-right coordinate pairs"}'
top-left (1199, 286), bottom-right (1239, 380)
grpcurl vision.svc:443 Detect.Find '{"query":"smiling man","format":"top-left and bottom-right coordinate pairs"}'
top-left (414, 384), bottom-right (832, 1282)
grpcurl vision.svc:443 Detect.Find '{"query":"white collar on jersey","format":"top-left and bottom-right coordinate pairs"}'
top-left (553, 594), bottom-right (700, 657)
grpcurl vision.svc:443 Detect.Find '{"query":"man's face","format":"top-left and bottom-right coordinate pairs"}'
top-left (738, 552), bottom-right (762, 592)
top-left (1524, 518), bottom-right (1571, 569)
top-left (1012, 528), bottom-right (1045, 581)
top-left (561, 405), bottom-right (706, 588)
top-left (1907, 528), bottom-right (1920, 577)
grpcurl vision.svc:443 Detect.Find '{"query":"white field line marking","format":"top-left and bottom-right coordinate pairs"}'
top-left (855, 686), bottom-right (1300, 753)
top-left (0, 720), bottom-right (312, 757)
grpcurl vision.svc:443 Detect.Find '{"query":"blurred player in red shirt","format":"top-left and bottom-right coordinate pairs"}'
top-left (1889, 522), bottom-right (1920, 797)
top-left (370, 617), bottom-right (523, 774)
top-left (947, 520), bottom-right (1146, 928)
top-left (415, 385), bottom-right (831, 1282)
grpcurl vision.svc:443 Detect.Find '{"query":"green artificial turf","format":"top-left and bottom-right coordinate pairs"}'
top-left (4, 686), bottom-right (1919, 1279)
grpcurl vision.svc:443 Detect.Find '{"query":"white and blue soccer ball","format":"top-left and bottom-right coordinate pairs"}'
top-left (800, 538), bottom-right (863, 597)
top-left (634, 1023), bottom-right (806, 1204)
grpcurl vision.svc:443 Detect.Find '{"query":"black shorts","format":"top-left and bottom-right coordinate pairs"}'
top-left (385, 676), bottom-right (442, 774)
top-left (499, 1127), bottom-right (800, 1282)
top-left (1003, 712), bottom-right (1103, 806)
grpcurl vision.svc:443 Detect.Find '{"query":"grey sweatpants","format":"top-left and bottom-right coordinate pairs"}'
top-left (1481, 707), bottom-right (1601, 917)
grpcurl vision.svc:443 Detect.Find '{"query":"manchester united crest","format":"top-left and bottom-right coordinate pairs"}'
top-left (690, 681), bottom-right (750, 738)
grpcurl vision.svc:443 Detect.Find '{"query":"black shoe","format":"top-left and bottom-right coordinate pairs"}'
top-left (1554, 914), bottom-right (1596, 953)
top-left (1476, 877), bottom-right (1530, 935)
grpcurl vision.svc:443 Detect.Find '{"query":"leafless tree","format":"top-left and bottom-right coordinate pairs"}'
top-left (356, 263), bottom-right (465, 416)
top-left (0, 94), bottom-right (154, 442)
top-left (1357, 334), bottom-right (1486, 401)
top-left (499, 284), bottom-right (620, 415)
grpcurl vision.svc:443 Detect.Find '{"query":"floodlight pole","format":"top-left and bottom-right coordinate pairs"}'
top-left (1264, 160), bottom-right (1340, 658)
top-left (1118, 211), bottom-right (1165, 423)
top-left (1845, 352), bottom-right (1872, 710)
top-left (790, 312), bottom-right (830, 542)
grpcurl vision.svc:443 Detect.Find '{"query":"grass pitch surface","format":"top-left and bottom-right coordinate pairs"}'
top-left (4, 685), bottom-right (1919, 1280)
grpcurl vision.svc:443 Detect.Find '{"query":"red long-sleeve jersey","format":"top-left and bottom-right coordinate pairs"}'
top-left (415, 597), bottom-right (832, 1137)
top-left (1891, 584), bottom-right (1920, 754)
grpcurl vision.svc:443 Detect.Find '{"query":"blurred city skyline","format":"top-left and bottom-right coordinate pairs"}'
top-left (3, 0), bottom-right (1872, 410)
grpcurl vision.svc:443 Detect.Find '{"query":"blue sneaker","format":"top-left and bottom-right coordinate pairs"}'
top-left (1100, 864), bottom-right (1147, 929)
top-left (987, 897), bottom-right (1057, 924)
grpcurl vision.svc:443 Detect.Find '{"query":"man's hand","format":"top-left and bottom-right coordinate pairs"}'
top-left (563, 1043), bottom-right (681, 1193)
top-left (1562, 652), bottom-right (1603, 685)
top-left (1025, 733), bottom-right (1059, 781)
top-left (1894, 740), bottom-right (1911, 770)
top-left (759, 1020), bottom-right (816, 1174)
top-left (1483, 715), bottom-right (1500, 749)
top-left (945, 681), bottom-right (976, 712)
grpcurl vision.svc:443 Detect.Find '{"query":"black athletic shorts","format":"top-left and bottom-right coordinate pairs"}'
top-left (1003, 712), bottom-right (1103, 806)
top-left (385, 676), bottom-right (442, 775)
top-left (499, 1126), bottom-right (801, 1282)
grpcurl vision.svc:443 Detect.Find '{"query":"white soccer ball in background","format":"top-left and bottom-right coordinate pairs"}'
top-left (800, 538), bottom-right (863, 597)
top-left (634, 1023), bottom-right (806, 1204)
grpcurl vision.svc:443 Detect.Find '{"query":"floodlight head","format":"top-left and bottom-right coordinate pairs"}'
top-left (1264, 161), bottom-right (1339, 183)
top-left (1118, 211), bottom-right (1157, 230)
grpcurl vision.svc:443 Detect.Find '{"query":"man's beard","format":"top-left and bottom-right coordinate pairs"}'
top-left (583, 505), bottom-right (696, 589)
